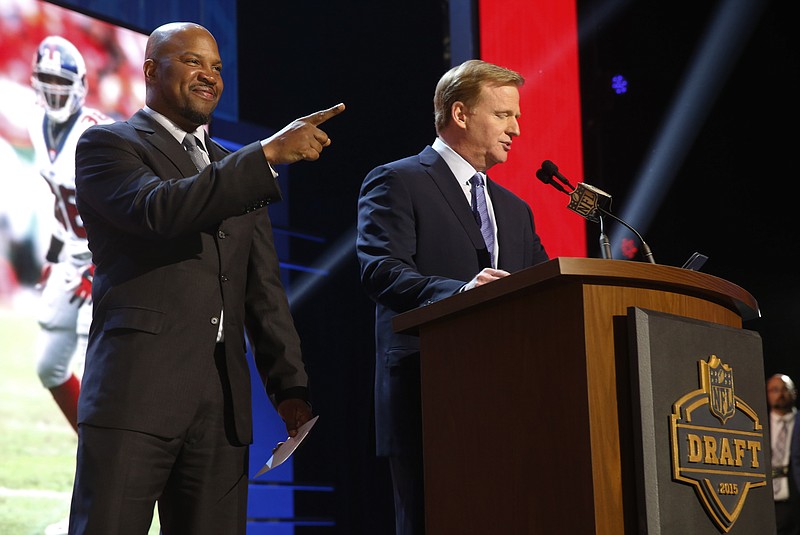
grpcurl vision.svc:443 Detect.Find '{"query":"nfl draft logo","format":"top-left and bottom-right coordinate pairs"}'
top-left (669, 355), bottom-right (767, 532)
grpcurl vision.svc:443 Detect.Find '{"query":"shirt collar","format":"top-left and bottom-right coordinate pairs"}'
top-left (772, 408), bottom-right (797, 424)
top-left (142, 105), bottom-right (207, 149)
top-left (432, 137), bottom-right (480, 185)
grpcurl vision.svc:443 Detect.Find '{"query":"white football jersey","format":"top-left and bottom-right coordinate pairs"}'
top-left (28, 106), bottom-right (114, 260)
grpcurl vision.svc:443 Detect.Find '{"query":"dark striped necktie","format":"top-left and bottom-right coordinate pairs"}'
top-left (182, 133), bottom-right (209, 171)
top-left (470, 173), bottom-right (494, 265)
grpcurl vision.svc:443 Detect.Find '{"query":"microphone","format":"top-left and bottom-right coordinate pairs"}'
top-left (535, 167), bottom-right (571, 194)
top-left (542, 160), bottom-right (576, 190)
top-left (534, 161), bottom-right (656, 264)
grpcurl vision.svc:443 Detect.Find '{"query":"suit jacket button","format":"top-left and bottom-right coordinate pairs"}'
top-left (210, 317), bottom-right (219, 325)
top-left (220, 275), bottom-right (229, 282)
top-left (217, 230), bottom-right (227, 239)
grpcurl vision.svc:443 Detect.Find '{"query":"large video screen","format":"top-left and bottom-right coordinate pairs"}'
top-left (0, 0), bottom-right (145, 292)
top-left (478, 0), bottom-right (586, 258)
top-left (0, 1), bottom-right (147, 532)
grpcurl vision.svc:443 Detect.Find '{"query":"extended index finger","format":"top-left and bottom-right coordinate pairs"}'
top-left (302, 102), bottom-right (346, 126)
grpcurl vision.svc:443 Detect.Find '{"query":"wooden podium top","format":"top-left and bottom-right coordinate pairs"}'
top-left (393, 257), bottom-right (760, 334)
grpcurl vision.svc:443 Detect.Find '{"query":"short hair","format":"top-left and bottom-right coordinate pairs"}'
top-left (433, 59), bottom-right (524, 133)
top-left (770, 373), bottom-right (797, 393)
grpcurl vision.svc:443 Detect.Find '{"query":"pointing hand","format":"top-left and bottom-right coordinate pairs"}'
top-left (261, 103), bottom-right (346, 165)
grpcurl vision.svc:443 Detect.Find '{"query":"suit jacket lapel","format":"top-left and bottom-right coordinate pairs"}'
top-left (128, 110), bottom-right (204, 177)
top-left (486, 178), bottom-right (505, 235)
top-left (419, 147), bottom-right (487, 252)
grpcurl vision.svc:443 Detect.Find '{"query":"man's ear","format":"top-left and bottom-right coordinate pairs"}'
top-left (452, 102), bottom-right (468, 129)
top-left (143, 59), bottom-right (156, 83)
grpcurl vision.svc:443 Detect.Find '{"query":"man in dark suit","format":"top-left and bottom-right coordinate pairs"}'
top-left (768, 373), bottom-right (800, 535)
top-left (68, 22), bottom-right (344, 535)
top-left (356, 59), bottom-right (550, 535)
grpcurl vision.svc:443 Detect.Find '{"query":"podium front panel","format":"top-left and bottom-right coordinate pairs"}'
top-left (628, 308), bottom-right (771, 534)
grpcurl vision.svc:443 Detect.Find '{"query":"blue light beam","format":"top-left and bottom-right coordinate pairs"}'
top-left (288, 226), bottom-right (357, 309)
top-left (609, 0), bottom-right (767, 259)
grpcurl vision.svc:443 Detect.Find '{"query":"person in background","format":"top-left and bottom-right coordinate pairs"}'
top-left (28, 36), bottom-right (115, 535)
top-left (68, 22), bottom-right (344, 535)
top-left (29, 35), bottom-right (112, 434)
top-left (356, 59), bottom-right (550, 534)
top-left (768, 373), bottom-right (800, 535)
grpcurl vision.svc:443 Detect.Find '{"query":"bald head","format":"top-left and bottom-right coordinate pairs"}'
top-left (146, 22), bottom-right (208, 61)
top-left (142, 22), bottom-right (222, 131)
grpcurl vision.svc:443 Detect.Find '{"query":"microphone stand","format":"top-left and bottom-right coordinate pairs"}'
top-left (598, 208), bottom-right (656, 264)
top-left (534, 162), bottom-right (656, 264)
top-left (598, 215), bottom-right (613, 260)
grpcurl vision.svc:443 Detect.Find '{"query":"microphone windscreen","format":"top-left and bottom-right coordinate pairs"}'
top-left (542, 160), bottom-right (558, 175)
top-left (535, 168), bottom-right (552, 184)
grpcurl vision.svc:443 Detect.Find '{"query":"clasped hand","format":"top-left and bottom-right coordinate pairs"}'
top-left (462, 267), bottom-right (510, 292)
top-left (262, 103), bottom-right (345, 165)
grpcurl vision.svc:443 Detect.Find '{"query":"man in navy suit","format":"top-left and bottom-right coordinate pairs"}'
top-left (69, 22), bottom-right (344, 535)
top-left (356, 59), bottom-right (550, 535)
top-left (768, 373), bottom-right (800, 535)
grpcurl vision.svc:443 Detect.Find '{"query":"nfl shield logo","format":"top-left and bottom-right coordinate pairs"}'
top-left (672, 355), bottom-right (766, 532)
top-left (706, 355), bottom-right (735, 424)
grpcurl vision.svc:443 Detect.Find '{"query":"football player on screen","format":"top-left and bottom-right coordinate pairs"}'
top-left (28, 35), bottom-right (112, 436)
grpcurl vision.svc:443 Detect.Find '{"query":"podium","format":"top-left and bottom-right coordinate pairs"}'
top-left (392, 257), bottom-right (766, 534)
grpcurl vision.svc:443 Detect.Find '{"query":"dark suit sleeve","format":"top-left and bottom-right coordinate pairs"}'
top-left (75, 123), bottom-right (279, 241)
top-left (356, 165), bottom-right (465, 313)
top-left (244, 210), bottom-right (307, 403)
top-left (791, 413), bottom-right (800, 487)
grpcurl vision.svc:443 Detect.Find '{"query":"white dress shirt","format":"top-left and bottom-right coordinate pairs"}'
top-left (431, 137), bottom-right (498, 267)
top-left (771, 409), bottom-right (796, 501)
